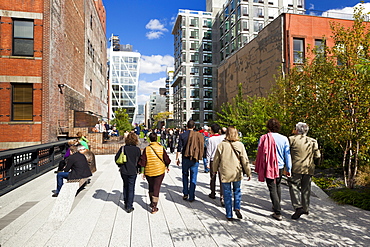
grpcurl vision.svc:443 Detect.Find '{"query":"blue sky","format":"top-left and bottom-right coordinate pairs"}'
top-left (103, 0), bottom-right (369, 105)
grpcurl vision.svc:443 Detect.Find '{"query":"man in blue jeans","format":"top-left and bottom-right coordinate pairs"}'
top-left (52, 145), bottom-right (92, 197)
top-left (176, 120), bottom-right (204, 202)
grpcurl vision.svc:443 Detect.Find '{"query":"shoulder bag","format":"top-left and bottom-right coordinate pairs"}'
top-left (116, 146), bottom-right (127, 165)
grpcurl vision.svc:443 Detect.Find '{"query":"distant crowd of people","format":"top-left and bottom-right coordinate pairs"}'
top-left (114, 118), bottom-right (321, 221)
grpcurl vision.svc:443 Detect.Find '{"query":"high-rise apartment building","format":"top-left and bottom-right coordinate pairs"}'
top-left (165, 67), bottom-right (174, 116)
top-left (171, 0), bottom-right (305, 128)
top-left (217, 0), bottom-right (305, 61)
top-left (108, 35), bottom-right (140, 124)
top-left (172, 9), bottom-right (216, 128)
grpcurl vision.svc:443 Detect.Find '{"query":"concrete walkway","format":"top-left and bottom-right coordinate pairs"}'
top-left (0, 151), bottom-right (369, 247)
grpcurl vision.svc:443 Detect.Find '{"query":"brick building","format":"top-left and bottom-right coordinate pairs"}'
top-left (217, 13), bottom-right (360, 108)
top-left (0, 0), bottom-right (108, 150)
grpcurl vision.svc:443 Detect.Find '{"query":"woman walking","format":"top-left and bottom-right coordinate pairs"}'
top-left (115, 132), bottom-right (141, 213)
top-left (212, 127), bottom-right (251, 221)
top-left (139, 132), bottom-right (171, 214)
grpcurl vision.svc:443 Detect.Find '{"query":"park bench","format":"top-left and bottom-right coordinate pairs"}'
top-left (48, 178), bottom-right (90, 222)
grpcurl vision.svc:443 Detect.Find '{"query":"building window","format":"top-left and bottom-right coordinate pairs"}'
top-left (190, 30), bottom-right (199, 39)
top-left (315, 39), bottom-right (325, 56)
top-left (190, 17), bottom-right (199, 27)
top-left (293, 38), bottom-right (304, 64)
top-left (190, 53), bottom-right (199, 63)
top-left (12, 83), bottom-right (33, 121)
top-left (13, 19), bottom-right (34, 56)
top-left (203, 54), bottom-right (212, 63)
top-left (242, 20), bottom-right (249, 31)
top-left (242, 6), bottom-right (248, 16)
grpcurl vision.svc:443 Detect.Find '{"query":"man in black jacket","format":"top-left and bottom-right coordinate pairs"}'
top-left (52, 145), bottom-right (92, 197)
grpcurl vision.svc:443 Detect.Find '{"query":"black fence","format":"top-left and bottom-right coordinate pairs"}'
top-left (0, 140), bottom-right (69, 196)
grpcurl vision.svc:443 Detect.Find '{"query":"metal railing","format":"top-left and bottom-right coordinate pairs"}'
top-left (0, 140), bottom-right (69, 196)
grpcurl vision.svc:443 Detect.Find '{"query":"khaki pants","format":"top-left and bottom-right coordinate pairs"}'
top-left (288, 173), bottom-right (312, 212)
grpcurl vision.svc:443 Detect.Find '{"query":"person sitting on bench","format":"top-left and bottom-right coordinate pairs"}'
top-left (52, 145), bottom-right (92, 197)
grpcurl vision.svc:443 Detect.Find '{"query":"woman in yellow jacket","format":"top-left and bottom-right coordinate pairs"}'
top-left (139, 132), bottom-right (171, 214)
top-left (213, 127), bottom-right (251, 221)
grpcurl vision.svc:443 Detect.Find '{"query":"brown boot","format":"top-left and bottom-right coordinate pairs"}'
top-left (149, 192), bottom-right (154, 207)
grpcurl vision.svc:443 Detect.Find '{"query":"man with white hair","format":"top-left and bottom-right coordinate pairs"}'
top-left (288, 122), bottom-right (321, 219)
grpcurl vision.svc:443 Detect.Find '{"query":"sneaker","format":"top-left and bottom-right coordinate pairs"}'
top-left (182, 195), bottom-right (188, 200)
top-left (271, 213), bottom-right (282, 221)
top-left (234, 209), bottom-right (243, 219)
top-left (291, 208), bottom-right (304, 220)
top-left (208, 194), bottom-right (216, 199)
top-left (126, 208), bottom-right (135, 213)
top-left (52, 193), bottom-right (59, 197)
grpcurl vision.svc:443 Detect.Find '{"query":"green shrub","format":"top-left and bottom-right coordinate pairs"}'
top-left (313, 176), bottom-right (344, 190)
top-left (330, 188), bottom-right (370, 211)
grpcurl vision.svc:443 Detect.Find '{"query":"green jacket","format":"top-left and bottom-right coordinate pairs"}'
top-left (289, 135), bottom-right (321, 175)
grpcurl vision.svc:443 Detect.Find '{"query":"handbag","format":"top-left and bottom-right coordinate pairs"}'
top-left (228, 141), bottom-right (247, 175)
top-left (116, 147), bottom-right (127, 165)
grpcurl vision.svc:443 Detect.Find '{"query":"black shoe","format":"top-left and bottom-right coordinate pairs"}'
top-left (271, 213), bottom-right (282, 221)
top-left (126, 208), bottom-right (135, 213)
top-left (52, 193), bottom-right (59, 197)
top-left (189, 199), bottom-right (195, 202)
top-left (208, 194), bottom-right (216, 199)
top-left (234, 209), bottom-right (243, 219)
top-left (291, 208), bottom-right (304, 220)
top-left (183, 195), bottom-right (188, 200)
top-left (226, 217), bottom-right (234, 221)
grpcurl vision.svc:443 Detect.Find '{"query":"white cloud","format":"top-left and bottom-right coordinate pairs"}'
top-left (146, 31), bottom-right (164, 40)
top-left (137, 77), bottom-right (166, 105)
top-left (145, 19), bottom-right (168, 40)
top-left (140, 55), bottom-right (174, 74)
top-left (146, 19), bottom-right (168, 31)
top-left (323, 3), bottom-right (370, 19)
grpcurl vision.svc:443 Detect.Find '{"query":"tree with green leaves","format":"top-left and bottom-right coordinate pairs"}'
top-left (110, 108), bottom-right (132, 134)
top-left (153, 111), bottom-right (172, 129)
top-left (274, 6), bottom-right (370, 188)
top-left (216, 84), bottom-right (282, 156)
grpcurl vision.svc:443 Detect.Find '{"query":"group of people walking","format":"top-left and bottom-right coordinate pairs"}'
top-left (115, 118), bottom-right (321, 222)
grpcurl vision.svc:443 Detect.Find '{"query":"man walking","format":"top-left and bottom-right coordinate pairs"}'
top-left (255, 118), bottom-right (292, 221)
top-left (206, 123), bottom-right (225, 206)
top-left (176, 120), bottom-right (204, 202)
top-left (288, 122), bottom-right (321, 219)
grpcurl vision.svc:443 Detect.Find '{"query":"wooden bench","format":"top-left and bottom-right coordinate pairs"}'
top-left (48, 178), bottom-right (90, 222)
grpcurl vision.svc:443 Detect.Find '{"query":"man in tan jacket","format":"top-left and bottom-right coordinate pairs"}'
top-left (288, 122), bottom-right (321, 219)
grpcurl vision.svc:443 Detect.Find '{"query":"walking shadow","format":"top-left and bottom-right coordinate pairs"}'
top-left (92, 189), bottom-right (125, 210)
top-left (92, 188), bottom-right (149, 212)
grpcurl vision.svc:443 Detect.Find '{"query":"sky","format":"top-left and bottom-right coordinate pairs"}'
top-left (103, 0), bottom-right (370, 105)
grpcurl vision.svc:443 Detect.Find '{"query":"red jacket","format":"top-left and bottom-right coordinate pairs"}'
top-left (254, 132), bottom-right (279, 182)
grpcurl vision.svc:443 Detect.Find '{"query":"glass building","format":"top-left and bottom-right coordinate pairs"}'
top-left (108, 35), bottom-right (141, 123)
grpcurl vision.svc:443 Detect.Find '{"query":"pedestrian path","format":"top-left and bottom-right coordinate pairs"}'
top-left (0, 153), bottom-right (369, 247)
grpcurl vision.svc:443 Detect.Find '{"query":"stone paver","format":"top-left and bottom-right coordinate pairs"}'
top-left (0, 151), bottom-right (369, 247)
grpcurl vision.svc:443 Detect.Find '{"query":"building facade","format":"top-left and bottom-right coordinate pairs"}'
top-left (217, 13), bottom-right (360, 107)
top-left (0, 0), bottom-right (108, 150)
top-left (108, 35), bottom-right (140, 124)
top-left (171, 9), bottom-right (216, 128)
